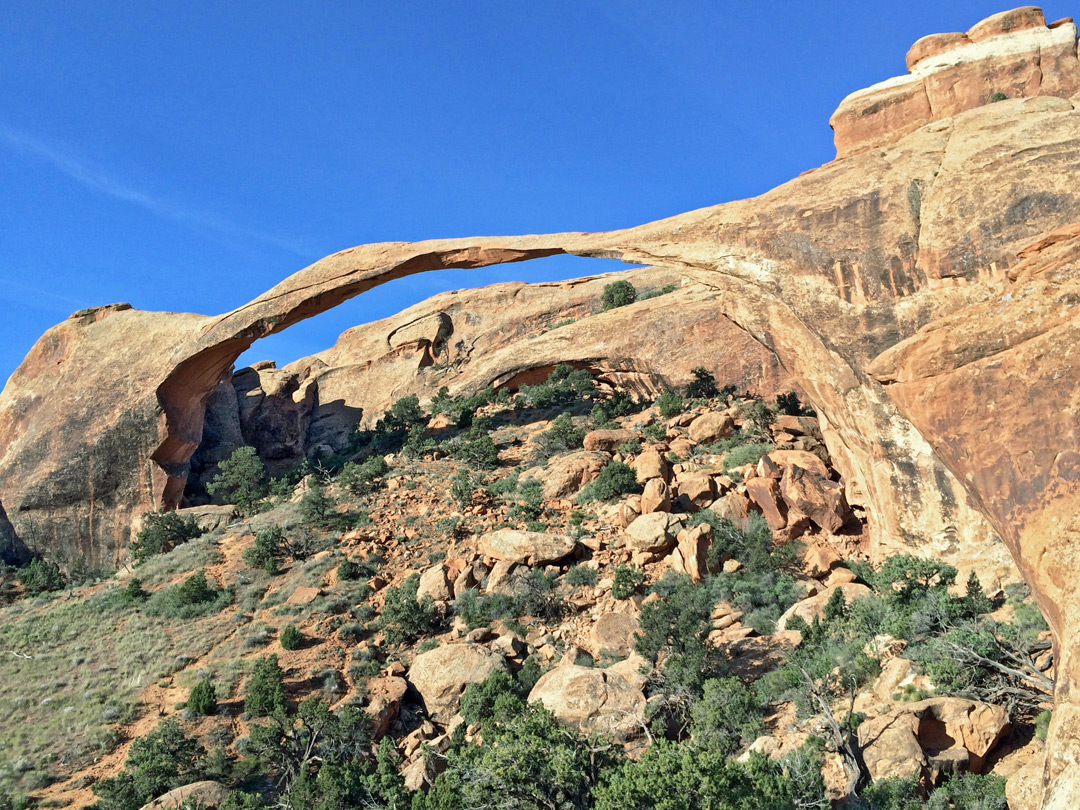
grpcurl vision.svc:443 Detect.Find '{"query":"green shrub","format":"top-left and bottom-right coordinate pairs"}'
top-left (535, 412), bottom-right (586, 456)
top-left (144, 570), bottom-right (231, 619)
top-left (655, 390), bottom-right (685, 418)
top-left (487, 471), bottom-right (520, 497)
top-left (617, 437), bottom-right (642, 455)
top-left (686, 367), bottom-right (718, 399)
top-left (515, 365), bottom-right (596, 410)
top-left (454, 570), bottom-right (561, 628)
top-left (130, 512), bottom-right (203, 565)
top-left (460, 669), bottom-right (531, 725)
top-left (642, 422), bottom-right (667, 442)
top-left (612, 564), bottom-right (645, 600)
top-left (280, 624), bottom-right (303, 651)
top-left (378, 574), bottom-right (437, 645)
top-left (418, 702), bottom-right (607, 810)
top-left (990, 91), bottom-right (1008, 102)
top-left (638, 282), bottom-right (679, 300)
top-left (690, 676), bottom-right (764, 752)
top-left (187, 677), bottom-right (217, 716)
top-left (336, 557), bottom-right (370, 581)
top-left (577, 461), bottom-right (639, 503)
top-left (601, 279), bottom-right (637, 310)
top-left (338, 456), bottom-right (389, 496)
top-left (636, 574), bottom-right (726, 699)
top-left (775, 391), bottom-right (806, 416)
top-left (17, 557), bottom-right (66, 595)
top-left (449, 422), bottom-right (500, 470)
top-left (721, 442), bottom-right (773, 471)
top-left (1035, 709), bottom-right (1052, 740)
top-left (90, 719), bottom-right (206, 810)
top-left (206, 446), bottom-right (266, 515)
top-left (594, 741), bottom-right (826, 810)
top-left (926, 772), bottom-right (1006, 810)
top-left (242, 525), bottom-right (313, 574)
top-left (450, 469), bottom-right (476, 508)
top-left (565, 564), bottom-right (598, 588)
top-left (860, 775), bottom-right (922, 810)
top-left (511, 478), bottom-right (545, 522)
top-left (245, 654), bottom-right (287, 717)
top-left (590, 391), bottom-right (640, 427)
top-left (737, 398), bottom-right (775, 442)
top-left (297, 478), bottom-right (342, 529)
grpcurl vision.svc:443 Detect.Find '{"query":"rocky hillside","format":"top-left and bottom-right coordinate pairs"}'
top-left (0, 376), bottom-right (1049, 810)
top-left (1, 5), bottom-right (1079, 808)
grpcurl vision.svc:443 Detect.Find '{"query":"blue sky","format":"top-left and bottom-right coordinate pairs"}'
top-left (1, 1), bottom-right (1066, 384)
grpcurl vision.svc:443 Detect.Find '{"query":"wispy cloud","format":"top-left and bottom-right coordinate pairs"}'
top-left (0, 123), bottom-right (314, 258)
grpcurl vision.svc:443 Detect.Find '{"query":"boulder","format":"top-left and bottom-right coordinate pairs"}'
top-left (776, 583), bottom-right (871, 631)
top-left (139, 782), bottom-right (230, 810)
top-left (675, 474), bottom-right (716, 509)
top-left (669, 523), bottom-right (713, 583)
top-left (604, 653), bottom-right (651, 691)
top-left (408, 644), bottom-right (507, 722)
top-left (364, 675), bottom-right (409, 739)
top-left (858, 697), bottom-right (1010, 783)
top-left (744, 477), bottom-right (788, 530)
top-left (528, 664), bottom-right (646, 742)
top-left (708, 490), bottom-right (753, 525)
top-left (173, 504), bottom-right (236, 532)
top-left (583, 429), bottom-right (638, 453)
top-left (624, 512), bottom-right (685, 553)
top-left (534, 451), bottom-right (610, 499)
top-left (631, 449), bottom-right (671, 483)
top-left (417, 564), bottom-right (452, 602)
top-left (478, 529), bottom-right (577, 566)
top-left (688, 412), bottom-right (735, 444)
top-left (779, 465), bottom-right (852, 533)
top-left (590, 611), bottom-right (639, 658)
top-left (766, 449), bottom-right (830, 479)
top-left (640, 478), bottom-right (672, 515)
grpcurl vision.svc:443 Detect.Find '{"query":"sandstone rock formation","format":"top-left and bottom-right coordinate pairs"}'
top-left (857, 698), bottom-right (1010, 784)
top-left (527, 663), bottom-right (645, 743)
top-left (831, 7), bottom-right (1080, 157)
top-left (407, 643), bottom-right (506, 723)
top-left (2, 8), bottom-right (1080, 805)
top-left (477, 529), bottom-right (578, 566)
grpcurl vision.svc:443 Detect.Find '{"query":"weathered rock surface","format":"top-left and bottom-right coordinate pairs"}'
top-left (687, 412), bottom-right (735, 444)
top-left (582, 429), bottom-right (637, 453)
top-left (408, 643), bottom-right (506, 722)
top-left (858, 698), bottom-right (1010, 783)
top-left (527, 664), bottom-right (645, 742)
top-left (869, 222), bottom-right (1080, 809)
top-left (624, 512), bottom-right (684, 553)
top-left (478, 529), bottom-right (577, 566)
top-left (139, 781), bottom-right (230, 810)
top-left (776, 583), bottom-right (871, 631)
top-left (533, 451), bottom-right (610, 500)
top-left (832, 8), bottom-right (1080, 157)
top-left (779, 465), bottom-right (853, 533)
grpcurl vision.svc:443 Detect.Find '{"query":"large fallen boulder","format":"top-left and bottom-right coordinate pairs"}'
top-left (408, 644), bottom-right (506, 722)
top-left (858, 697), bottom-right (1010, 783)
top-left (624, 512), bottom-right (685, 553)
top-left (532, 451), bottom-right (610, 500)
top-left (139, 782), bottom-right (230, 810)
top-left (528, 664), bottom-right (645, 742)
top-left (478, 529), bottom-right (577, 566)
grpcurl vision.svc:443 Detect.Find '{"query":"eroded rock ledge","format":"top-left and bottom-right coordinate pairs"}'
top-left (831, 6), bottom-right (1080, 157)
